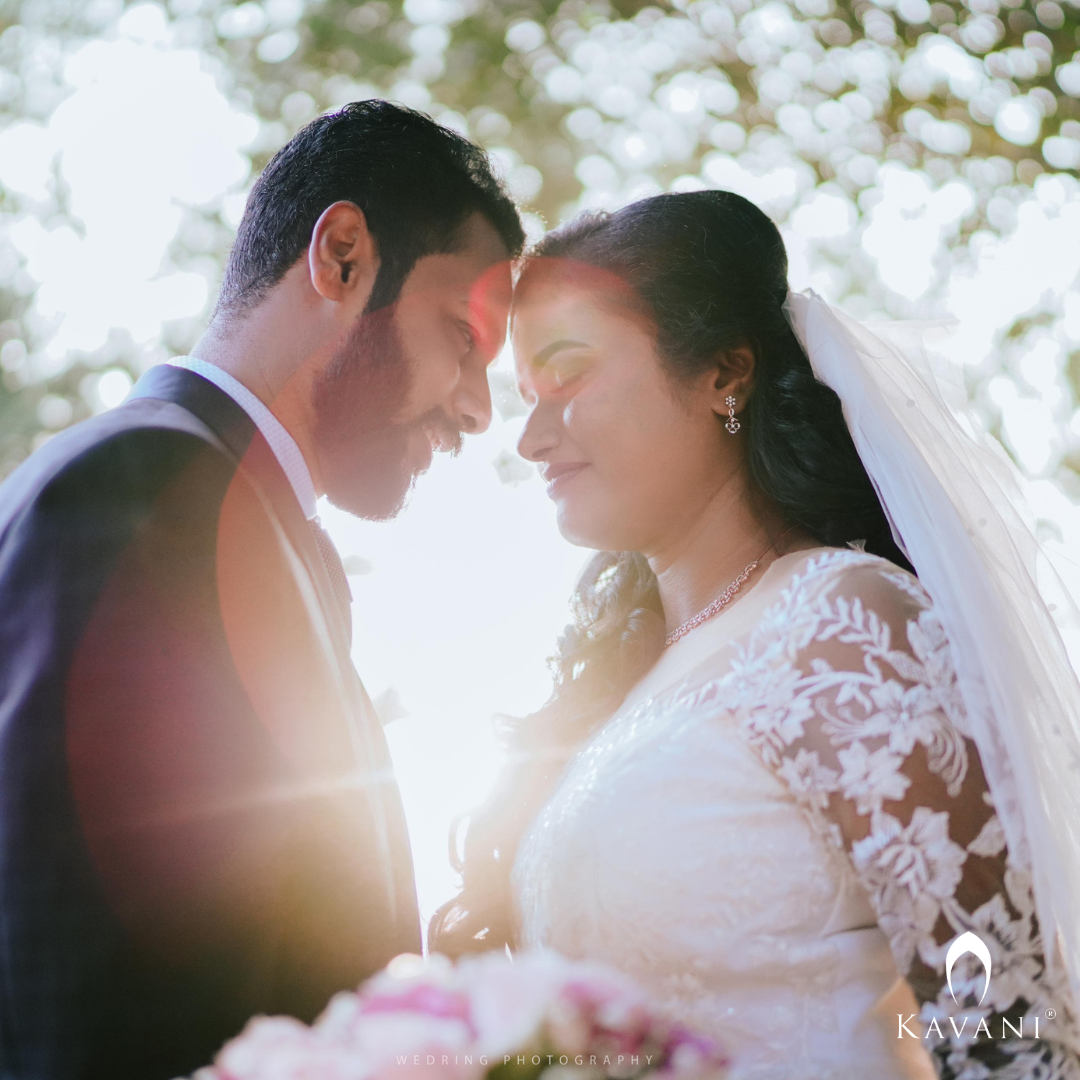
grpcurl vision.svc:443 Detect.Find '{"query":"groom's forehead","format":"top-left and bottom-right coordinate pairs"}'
top-left (404, 213), bottom-right (511, 295)
top-left (447, 211), bottom-right (513, 279)
top-left (401, 225), bottom-right (513, 343)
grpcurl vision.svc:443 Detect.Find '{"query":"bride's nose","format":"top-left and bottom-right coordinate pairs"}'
top-left (517, 403), bottom-right (560, 462)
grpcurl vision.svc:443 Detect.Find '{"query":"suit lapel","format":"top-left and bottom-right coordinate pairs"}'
top-left (238, 433), bottom-right (356, 670)
top-left (127, 366), bottom-right (352, 669)
top-left (127, 365), bottom-right (422, 948)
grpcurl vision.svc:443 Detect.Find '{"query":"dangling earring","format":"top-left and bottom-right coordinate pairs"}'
top-left (725, 395), bottom-right (740, 434)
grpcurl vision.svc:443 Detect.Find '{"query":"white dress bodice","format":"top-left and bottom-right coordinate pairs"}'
top-left (510, 547), bottom-right (1080, 1080)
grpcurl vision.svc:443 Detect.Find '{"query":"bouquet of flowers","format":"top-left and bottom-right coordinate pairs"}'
top-left (195, 949), bottom-right (730, 1080)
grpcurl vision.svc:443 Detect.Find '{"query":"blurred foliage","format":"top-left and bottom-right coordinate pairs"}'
top-left (290, 0), bottom-right (1080, 203)
top-left (0, 0), bottom-right (1079, 490)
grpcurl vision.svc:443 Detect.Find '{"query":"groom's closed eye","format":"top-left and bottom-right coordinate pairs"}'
top-left (457, 321), bottom-right (478, 351)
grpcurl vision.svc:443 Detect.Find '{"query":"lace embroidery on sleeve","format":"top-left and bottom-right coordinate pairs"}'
top-left (721, 550), bottom-right (1080, 1079)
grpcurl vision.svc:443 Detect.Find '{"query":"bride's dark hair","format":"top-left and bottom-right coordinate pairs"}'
top-left (428, 189), bottom-right (913, 957)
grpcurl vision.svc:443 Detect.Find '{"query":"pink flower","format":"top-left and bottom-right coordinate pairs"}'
top-left (317, 966), bottom-right (480, 1080)
top-left (457, 951), bottom-right (558, 1059)
top-left (199, 948), bottom-right (729, 1080)
top-left (553, 965), bottom-right (654, 1055)
top-left (357, 985), bottom-right (475, 1037)
top-left (212, 1016), bottom-right (366, 1080)
top-left (658, 1025), bottom-right (729, 1079)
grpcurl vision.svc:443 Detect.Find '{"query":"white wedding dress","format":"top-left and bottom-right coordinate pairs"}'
top-left (510, 546), bottom-right (1080, 1080)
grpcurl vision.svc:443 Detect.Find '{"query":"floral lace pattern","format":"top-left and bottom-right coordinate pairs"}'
top-left (713, 549), bottom-right (1080, 1078)
top-left (513, 548), bottom-right (1080, 1079)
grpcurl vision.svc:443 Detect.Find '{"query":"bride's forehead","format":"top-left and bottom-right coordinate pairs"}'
top-left (511, 290), bottom-right (610, 364)
top-left (512, 272), bottom-right (636, 329)
top-left (513, 283), bottom-right (588, 325)
top-left (515, 254), bottom-right (635, 302)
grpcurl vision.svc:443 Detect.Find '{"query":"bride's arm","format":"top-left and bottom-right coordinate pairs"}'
top-left (743, 557), bottom-right (1080, 1079)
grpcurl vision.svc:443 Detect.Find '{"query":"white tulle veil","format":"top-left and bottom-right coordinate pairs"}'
top-left (783, 288), bottom-right (1080, 1006)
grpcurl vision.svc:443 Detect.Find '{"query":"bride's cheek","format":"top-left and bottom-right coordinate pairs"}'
top-left (561, 396), bottom-right (585, 438)
top-left (564, 400), bottom-right (608, 464)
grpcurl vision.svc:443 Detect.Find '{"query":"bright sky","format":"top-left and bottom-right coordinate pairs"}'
top-left (3, 2), bottom-right (1080, 937)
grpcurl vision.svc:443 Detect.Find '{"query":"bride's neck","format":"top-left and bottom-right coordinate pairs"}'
top-left (647, 479), bottom-right (815, 635)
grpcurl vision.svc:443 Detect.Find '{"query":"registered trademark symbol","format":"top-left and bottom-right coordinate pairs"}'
top-left (1047, 1009), bottom-right (1057, 1020)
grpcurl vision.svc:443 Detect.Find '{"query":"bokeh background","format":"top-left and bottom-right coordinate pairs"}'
top-left (2, 0), bottom-right (1080, 938)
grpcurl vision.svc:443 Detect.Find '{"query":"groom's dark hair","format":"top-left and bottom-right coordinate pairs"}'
top-left (216, 99), bottom-right (524, 318)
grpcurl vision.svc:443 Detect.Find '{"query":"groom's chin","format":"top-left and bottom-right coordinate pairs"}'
top-left (318, 424), bottom-right (422, 521)
top-left (321, 441), bottom-right (419, 520)
top-left (326, 468), bottom-right (416, 522)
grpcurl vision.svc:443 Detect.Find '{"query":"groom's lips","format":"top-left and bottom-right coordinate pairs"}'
top-left (421, 418), bottom-right (465, 455)
top-left (408, 428), bottom-right (434, 475)
top-left (541, 461), bottom-right (589, 496)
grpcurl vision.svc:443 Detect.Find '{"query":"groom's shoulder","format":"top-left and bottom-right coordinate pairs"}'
top-left (0, 396), bottom-right (237, 533)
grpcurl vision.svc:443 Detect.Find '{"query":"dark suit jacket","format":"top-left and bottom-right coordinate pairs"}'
top-left (0, 365), bottom-right (421, 1079)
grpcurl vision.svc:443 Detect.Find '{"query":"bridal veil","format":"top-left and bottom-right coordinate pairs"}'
top-left (784, 288), bottom-right (1080, 1009)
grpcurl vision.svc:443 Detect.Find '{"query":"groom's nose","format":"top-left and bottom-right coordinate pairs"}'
top-left (452, 368), bottom-right (492, 435)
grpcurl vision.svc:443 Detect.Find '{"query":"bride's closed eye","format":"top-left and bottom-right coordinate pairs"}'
top-left (540, 346), bottom-right (594, 395)
top-left (526, 359), bottom-right (587, 398)
top-left (552, 358), bottom-right (588, 390)
top-left (522, 338), bottom-right (594, 396)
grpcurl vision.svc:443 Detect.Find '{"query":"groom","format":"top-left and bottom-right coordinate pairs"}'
top-left (0, 100), bottom-right (522, 1079)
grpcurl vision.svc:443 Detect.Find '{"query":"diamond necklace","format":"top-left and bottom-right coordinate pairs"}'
top-left (663, 525), bottom-right (800, 648)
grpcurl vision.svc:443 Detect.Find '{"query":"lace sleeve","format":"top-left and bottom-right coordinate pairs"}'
top-left (739, 555), bottom-right (1080, 1079)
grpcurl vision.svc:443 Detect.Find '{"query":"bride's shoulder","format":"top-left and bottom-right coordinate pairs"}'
top-left (777, 545), bottom-right (932, 614)
top-left (755, 545), bottom-right (948, 664)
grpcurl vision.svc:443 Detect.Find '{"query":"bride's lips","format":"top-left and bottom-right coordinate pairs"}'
top-left (541, 461), bottom-right (589, 496)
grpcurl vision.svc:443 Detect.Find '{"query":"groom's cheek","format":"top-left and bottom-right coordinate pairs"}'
top-left (469, 260), bottom-right (513, 360)
top-left (395, 329), bottom-right (459, 423)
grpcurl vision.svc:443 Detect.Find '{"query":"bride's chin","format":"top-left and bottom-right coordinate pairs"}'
top-left (555, 503), bottom-right (622, 551)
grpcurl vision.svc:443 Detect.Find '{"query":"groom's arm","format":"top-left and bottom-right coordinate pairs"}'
top-left (0, 425), bottom-right (403, 1079)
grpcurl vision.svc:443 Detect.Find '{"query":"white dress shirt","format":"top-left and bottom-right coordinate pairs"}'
top-left (167, 356), bottom-right (318, 521)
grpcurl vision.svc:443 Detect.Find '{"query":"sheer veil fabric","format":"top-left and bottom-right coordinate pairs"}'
top-left (783, 289), bottom-right (1080, 1008)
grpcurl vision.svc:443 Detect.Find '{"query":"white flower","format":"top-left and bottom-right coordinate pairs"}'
top-left (837, 741), bottom-right (911, 814)
top-left (867, 679), bottom-right (941, 756)
top-left (906, 609), bottom-right (971, 736)
top-left (966, 813), bottom-right (1006, 859)
top-left (919, 986), bottom-right (992, 1056)
top-left (775, 747), bottom-right (840, 811)
top-left (851, 808), bottom-right (967, 971)
top-left (735, 660), bottom-right (816, 763)
top-left (967, 891), bottom-right (1042, 1012)
top-left (857, 807), bottom-right (966, 901)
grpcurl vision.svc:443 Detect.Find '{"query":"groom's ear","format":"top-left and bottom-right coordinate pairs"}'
top-left (308, 201), bottom-right (379, 307)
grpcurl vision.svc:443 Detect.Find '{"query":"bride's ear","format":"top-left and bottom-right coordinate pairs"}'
top-left (307, 200), bottom-right (379, 308)
top-left (706, 344), bottom-right (756, 417)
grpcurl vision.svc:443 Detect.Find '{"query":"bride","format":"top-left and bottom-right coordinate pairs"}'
top-left (428, 190), bottom-right (1080, 1078)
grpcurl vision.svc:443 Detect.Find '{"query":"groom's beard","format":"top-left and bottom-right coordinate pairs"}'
top-left (311, 305), bottom-right (462, 521)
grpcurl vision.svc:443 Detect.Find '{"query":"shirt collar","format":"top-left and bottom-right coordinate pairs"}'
top-left (167, 356), bottom-right (318, 521)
